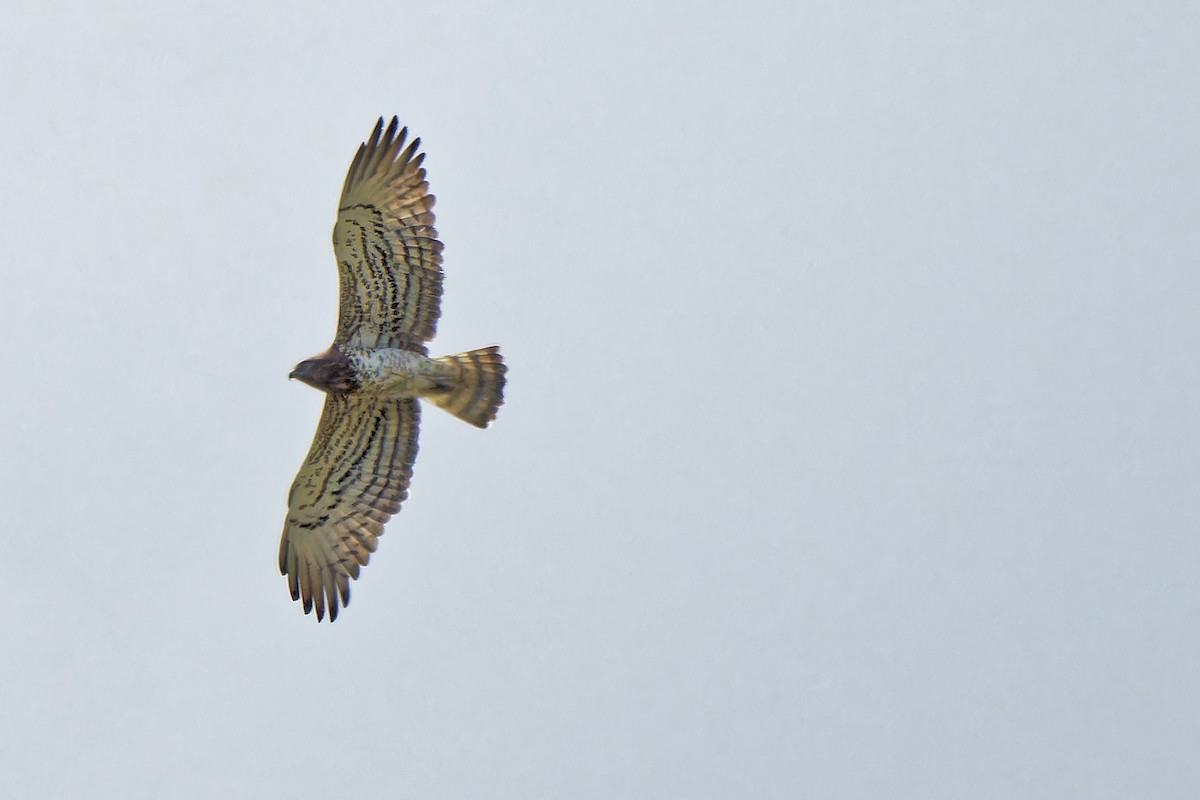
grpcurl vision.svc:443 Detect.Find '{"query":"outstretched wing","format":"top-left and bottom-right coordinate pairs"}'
top-left (279, 395), bottom-right (420, 621)
top-left (333, 117), bottom-right (444, 353)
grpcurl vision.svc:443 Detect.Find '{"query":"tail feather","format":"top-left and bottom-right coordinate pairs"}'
top-left (428, 346), bottom-right (506, 428)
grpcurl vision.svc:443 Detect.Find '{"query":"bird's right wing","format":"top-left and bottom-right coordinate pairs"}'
top-left (279, 394), bottom-right (420, 621)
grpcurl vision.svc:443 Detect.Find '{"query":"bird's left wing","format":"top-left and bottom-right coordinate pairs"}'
top-left (279, 394), bottom-right (420, 621)
top-left (332, 117), bottom-right (444, 353)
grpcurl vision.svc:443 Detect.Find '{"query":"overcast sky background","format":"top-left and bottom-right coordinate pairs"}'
top-left (1, 1), bottom-right (1197, 798)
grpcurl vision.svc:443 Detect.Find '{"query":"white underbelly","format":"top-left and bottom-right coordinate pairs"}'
top-left (350, 348), bottom-right (442, 398)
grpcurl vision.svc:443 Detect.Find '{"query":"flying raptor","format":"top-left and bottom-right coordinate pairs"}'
top-left (280, 117), bottom-right (506, 622)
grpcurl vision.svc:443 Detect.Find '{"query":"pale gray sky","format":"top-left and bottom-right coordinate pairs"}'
top-left (2, 1), bottom-right (1198, 798)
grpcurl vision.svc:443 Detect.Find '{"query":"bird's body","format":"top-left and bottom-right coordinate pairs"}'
top-left (279, 118), bottom-right (505, 622)
top-left (350, 348), bottom-right (444, 396)
top-left (293, 347), bottom-right (440, 397)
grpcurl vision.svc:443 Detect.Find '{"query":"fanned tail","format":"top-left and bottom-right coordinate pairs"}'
top-left (428, 346), bottom-right (506, 428)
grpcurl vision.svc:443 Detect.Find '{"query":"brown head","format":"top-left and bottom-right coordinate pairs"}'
top-left (290, 347), bottom-right (358, 394)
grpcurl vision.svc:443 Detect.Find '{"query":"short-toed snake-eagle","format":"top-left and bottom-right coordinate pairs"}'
top-left (279, 118), bottom-right (506, 622)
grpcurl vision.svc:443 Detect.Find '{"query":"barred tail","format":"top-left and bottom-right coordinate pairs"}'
top-left (428, 346), bottom-right (507, 428)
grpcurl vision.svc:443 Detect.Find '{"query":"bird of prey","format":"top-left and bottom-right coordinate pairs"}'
top-left (279, 117), bottom-right (506, 622)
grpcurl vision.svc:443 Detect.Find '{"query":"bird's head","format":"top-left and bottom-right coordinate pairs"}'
top-left (290, 348), bottom-right (358, 394)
